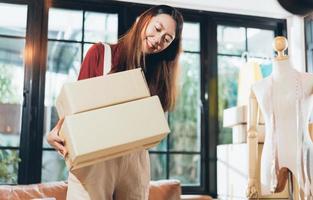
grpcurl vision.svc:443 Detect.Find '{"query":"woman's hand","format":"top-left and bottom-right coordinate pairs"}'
top-left (46, 118), bottom-right (68, 157)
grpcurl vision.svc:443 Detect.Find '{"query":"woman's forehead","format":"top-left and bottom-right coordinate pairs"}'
top-left (150, 14), bottom-right (176, 36)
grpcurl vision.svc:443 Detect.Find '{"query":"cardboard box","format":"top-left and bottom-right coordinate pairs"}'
top-left (232, 124), bottom-right (265, 144)
top-left (56, 68), bottom-right (150, 118)
top-left (223, 105), bottom-right (265, 128)
top-left (59, 96), bottom-right (170, 171)
top-left (217, 144), bottom-right (289, 199)
top-left (223, 106), bottom-right (246, 127)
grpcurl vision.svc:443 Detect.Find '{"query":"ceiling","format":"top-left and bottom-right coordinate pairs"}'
top-left (116, 0), bottom-right (292, 18)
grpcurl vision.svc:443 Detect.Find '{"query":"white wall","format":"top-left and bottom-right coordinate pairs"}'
top-left (287, 16), bottom-right (306, 71)
top-left (116, 0), bottom-right (291, 18)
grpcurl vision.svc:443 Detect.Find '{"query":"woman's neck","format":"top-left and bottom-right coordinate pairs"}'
top-left (272, 59), bottom-right (296, 80)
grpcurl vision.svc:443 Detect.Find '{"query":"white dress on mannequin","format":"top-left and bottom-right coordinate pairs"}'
top-left (251, 59), bottom-right (313, 197)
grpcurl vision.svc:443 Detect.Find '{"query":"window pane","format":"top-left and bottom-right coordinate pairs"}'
top-left (150, 153), bottom-right (166, 180)
top-left (0, 3), bottom-right (27, 37)
top-left (150, 137), bottom-right (167, 151)
top-left (169, 154), bottom-right (200, 185)
top-left (170, 53), bottom-right (201, 152)
top-left (0, 104), bottom-right (22, 147)
top-left (0, 38), bottom-right (25, 147)
top-left (46, 41), bottom-right (81, 77)
top-left (0, 149), bottom-right (19, 184)
top-left (182, 22), bottom-right (200, 52)
top-left (83, 43), bottom-right (93, 58)
top-left (43, 41), bottom-right (81, 148)
top-left (41, 151), bottom-right (67, 182)
top-left (247, 28), bottom-right (274, 58)
top-left (218, 56), bottom-right (242, 144)
top-left (305, 19), bottom-right (313, 73)
top-left (218, 26), bottom-right (245, 55)
top-left (48, 8), bottom-right (83, 41)
top-left (84, 12), bottom-right (118, 43)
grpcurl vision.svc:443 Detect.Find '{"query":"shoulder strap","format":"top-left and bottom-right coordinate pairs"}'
top-left (102, 43), bottom-right (112, 76)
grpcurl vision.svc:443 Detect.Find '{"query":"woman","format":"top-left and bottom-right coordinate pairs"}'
top-left (47, 4), bottom-right (183, 200)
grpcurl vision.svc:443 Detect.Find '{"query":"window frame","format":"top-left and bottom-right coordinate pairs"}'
top-left (149, 16), bottom-right (204, 189)
top-left (305, 14), bottom-right (313, 73)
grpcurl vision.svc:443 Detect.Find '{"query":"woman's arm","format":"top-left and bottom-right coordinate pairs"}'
top-left (78, 43), bottom-right (104, 80)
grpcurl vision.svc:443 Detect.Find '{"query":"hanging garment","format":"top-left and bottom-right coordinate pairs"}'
top-left (237, 61), bottom-right (263, 106)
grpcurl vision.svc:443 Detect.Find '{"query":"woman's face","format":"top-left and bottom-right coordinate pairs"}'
top-left (142, 14), bottom-right (176, 54)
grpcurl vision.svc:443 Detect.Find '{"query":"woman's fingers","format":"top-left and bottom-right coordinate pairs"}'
top-left (46, 118), bottom-right (68, 158)
top-left (52, 133), bottom-right (65, 143)
top-left (54, 141), bottom-right (68, 156)
top-left (53, 141), bottom-right (64, 151)
top-left (47, 131), bottom-right (64, 145)
top-left (51, 118), bottom-right (64, 133)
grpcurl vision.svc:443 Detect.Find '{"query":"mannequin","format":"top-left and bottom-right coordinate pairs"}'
top-left (246, 36), bottom-right (313, 199)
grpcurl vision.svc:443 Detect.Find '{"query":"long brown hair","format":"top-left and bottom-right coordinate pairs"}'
top-left (113, 5), bottom-right (184, 112)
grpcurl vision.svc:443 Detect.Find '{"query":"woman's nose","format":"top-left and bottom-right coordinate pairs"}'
top-left (154, 33), bottom-right (163, 45)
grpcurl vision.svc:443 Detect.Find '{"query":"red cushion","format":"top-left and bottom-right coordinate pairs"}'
top-left (0, 181), bottom-right (67, 200)
top-left (149, 179), bottom-right (181, 200)
top-left (0, 180), bottom-right (182, 200)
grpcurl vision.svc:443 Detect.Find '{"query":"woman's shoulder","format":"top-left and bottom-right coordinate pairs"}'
top-left (87, 42), bottom-right (117, 59)
top-left (78, 42), bottom-right (106, 80)
top-left (87, 42), bottom-right (105, 55)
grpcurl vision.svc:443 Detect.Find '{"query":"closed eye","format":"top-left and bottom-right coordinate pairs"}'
top-left (155, 26), bottom-right (161, 32)
top-left (164, 36), bottom-right (173, 43)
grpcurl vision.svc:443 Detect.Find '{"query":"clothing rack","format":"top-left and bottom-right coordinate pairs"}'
top-left (240, 51), bottom-right (272, 62)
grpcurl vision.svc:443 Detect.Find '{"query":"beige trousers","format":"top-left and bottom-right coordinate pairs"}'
top-left (66, 150), bottom-right (150, 200)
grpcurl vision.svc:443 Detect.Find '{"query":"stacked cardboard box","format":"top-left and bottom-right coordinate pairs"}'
top-left (217, 106), bottom-right (290, 199)
top-left (56, 68), bottom-right (170, 171)
top-left (217, 144), bottom-right (289, 199)
top-left (223, 105), bottom-right (265, 144)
